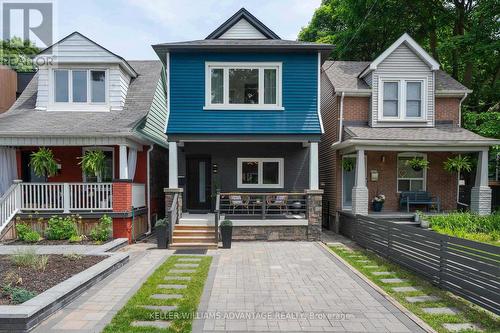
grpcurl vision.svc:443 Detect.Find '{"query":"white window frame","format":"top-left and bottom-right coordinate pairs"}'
top-left (397, 152), bottom-right (427, 192)
top-left (237, 158), bottom-right (284, 188)
top-left (378, 76), bottom-right (427, 122)
top-left (82, 146), bottom-right (115, 182)
top-left (49, 67), bottom-right (109, 112)
top-left (204, 62), bottom-right (283, 110)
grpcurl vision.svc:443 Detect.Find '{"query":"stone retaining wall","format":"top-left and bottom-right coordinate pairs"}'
top-left (232, 226), bottom-right (308, 241)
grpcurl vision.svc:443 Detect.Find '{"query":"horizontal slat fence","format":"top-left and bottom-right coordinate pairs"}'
top-left (338, 211), bottom-right (500, 315)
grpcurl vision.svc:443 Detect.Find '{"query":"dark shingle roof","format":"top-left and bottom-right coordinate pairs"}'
top-left (322, 61), bottom-right (469, 92)
top-left (0, 60), bottom-right (162, 137)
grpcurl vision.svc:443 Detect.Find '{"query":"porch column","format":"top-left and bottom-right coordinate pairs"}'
top-left (352, 149), bottom-right (368, 215)
top-left (168, 141), bottom-right (178, 188)
top-left (309, 142), bottom-right (319, 190)
top-left (119, 145), bottom-right (128, 179)
top-left (471, 149), bottom-right (492, 215)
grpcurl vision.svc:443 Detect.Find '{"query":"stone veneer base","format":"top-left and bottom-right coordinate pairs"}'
top-left (0, 252), bottom-right (129, 333)
top-left (231, 225), bottom-right (309, 241)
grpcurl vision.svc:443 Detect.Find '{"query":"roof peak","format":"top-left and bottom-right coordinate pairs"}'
top-left (205, 8), bottom-right (280, 40)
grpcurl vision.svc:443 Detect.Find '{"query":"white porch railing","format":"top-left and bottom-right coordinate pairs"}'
top-left (0, 183), bottom-right (21, 235)
top-left (20, 182), bottom-right (113, 212)
top-left (132, 183), bottom-right (146, 208)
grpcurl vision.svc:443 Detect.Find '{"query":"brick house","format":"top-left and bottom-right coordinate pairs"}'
top-left (0, 32), bottom-right (169, 242)
top-left (320, 34), bottom-right (499, 225)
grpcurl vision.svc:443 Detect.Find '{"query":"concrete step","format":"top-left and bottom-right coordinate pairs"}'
top-left (173, 229), bottom-right (216, 237)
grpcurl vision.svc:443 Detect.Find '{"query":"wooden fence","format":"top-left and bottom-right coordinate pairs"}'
top-left (338, 211), bottom-right (500, 315)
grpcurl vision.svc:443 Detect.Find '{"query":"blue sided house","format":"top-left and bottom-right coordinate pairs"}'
top-left (153, 8), bottom-right (333, 244)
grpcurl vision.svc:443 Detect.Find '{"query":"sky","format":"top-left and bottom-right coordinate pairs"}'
top-left (50, 0), bottom-right (321, 60)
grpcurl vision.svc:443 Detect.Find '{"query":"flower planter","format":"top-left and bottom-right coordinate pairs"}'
top-left (411, 166), bottom-right (423, 172)
top-left (156, 224), bottom-right (168, 249)
top-left (372, 201), bottom-right (384, 212)
top-left (220, 225), bottom-right (233, 249)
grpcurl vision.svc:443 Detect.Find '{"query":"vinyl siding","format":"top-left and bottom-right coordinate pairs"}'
top-left (371, 43), bottom-right (434, 127)
top-left (168, 52), bottom-right (320, 134)
top-left (219, 19), bottom-right (266, 39)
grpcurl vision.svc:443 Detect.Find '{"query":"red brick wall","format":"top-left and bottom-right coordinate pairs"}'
top-left (344, 96), bottom-right (370, 121)
top-left (49, 147), bottom-right (83, 182)
top-left (112, 181), bottom-right (132, 212)
top-left (435, 97), bottom-right (460, 125)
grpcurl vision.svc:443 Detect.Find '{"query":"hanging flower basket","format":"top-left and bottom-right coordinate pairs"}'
top-left (406, 157), bottom-right (429, 172)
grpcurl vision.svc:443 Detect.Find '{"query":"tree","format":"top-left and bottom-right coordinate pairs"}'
top-left (0, 37), bottom-right (39, 72)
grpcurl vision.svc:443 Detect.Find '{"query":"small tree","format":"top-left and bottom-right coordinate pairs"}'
top-left (79, 150), bottom-right (106, 182)
top-left (29, 148), bottom-right (58, 181)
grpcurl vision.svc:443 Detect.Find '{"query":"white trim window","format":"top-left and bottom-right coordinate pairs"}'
top-left (237, 158), bottom-right (284, 188)
top-left (205, 62), bottom-right (283, 110)
top-left (379, 77), bottom-right (426, 121)
top-left (397, 153), bottom-right (427, 192)
top-left (82, 147), bottom-right (114, 182)
top-left (51, 68), bottom-right (108, 111)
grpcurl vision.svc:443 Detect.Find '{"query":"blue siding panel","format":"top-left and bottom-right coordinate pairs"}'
top-left (167, 52), bottom-right (320, 134)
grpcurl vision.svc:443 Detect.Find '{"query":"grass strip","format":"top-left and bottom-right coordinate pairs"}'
top-left (103, 255), bottom-right (212, 333)
top-left (329, 246), bottom-right (499, 333)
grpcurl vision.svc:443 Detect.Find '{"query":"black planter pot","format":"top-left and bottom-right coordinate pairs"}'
top-left (220, 225), bottom-right (233, 249)
top-left (156, 225), bottom-right (168, 249)
top-left (411, 166), bottom-right (423, 172)
top-left (372, 201), bottom-right (384, 212)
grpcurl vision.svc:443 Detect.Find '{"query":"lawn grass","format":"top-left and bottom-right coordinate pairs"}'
top-left (329, 245), bottom-right (500, 333)
top-left (103, 255), bottom-right (212, 333)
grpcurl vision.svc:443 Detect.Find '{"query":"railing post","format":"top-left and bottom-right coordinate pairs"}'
top-left (215, 191), bottom-right (220, 245)
top-left (261, 194), bottom-right (266, 219)
top-left (63, 183), bottom-right (70, 213)
top-left (439, 238), bottom-right (447, 287)
top-left (13, 180), bottom-right (22, 211)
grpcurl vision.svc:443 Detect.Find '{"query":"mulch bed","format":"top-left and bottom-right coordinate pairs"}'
top-left (3, 239), bottom-right (111, 246)
top-left (0, 254), bottom-right (104, 305)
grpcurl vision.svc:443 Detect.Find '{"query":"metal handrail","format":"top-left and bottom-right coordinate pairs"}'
top-left (215, 192), bottom-right (220, 245)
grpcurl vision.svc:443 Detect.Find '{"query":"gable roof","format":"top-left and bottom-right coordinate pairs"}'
top-left (206, 8), bottom-right (280, 40)
top-left (359, 33), bottom-right (440, 78)
top-left (37, 32), bottom-right (138, 77)
top-left (0, 61), bottom-right (165, 142)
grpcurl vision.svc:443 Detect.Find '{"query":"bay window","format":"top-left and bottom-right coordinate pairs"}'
top-left (379, 78), bottom-right (425, 120)
top-left (206, 62), bottom-right (282, 110)
top-left (53, 69), bottom-right (107, 105)
top-left (237, 158), bottom-right (284, 188)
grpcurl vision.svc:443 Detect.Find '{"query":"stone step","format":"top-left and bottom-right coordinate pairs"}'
top-left (422, 307), bottom-right (460, 315)
top-left (174, 263), bottom-right (199, 268)
top-left (173, 230), bottom-right (216, 236)
top-left (405, 295), bottom-right (440, 303)
top-left (363, 265), bottom-right (380, 269)
top-left (177, 258), bottom-right (202, 262)
top-left (443, 323), bottom-right (482, 332)
top-left (355, 260), bottom-right (371, 263)
top-left (158, 284), bottom-right (187, 289)
top-left (175, 225), bottom-right (216, 230)
top-left (371, 272), bottom-right (394, 276)
top-left (141, 305), bottom-right (178, 312)
top-left (380, 278), bottom-right (408, 284)
top-left (392, 286), bottom-right (421, 293)
top-left (151, 294), bottom-right (183, 300)
top-left (169, 269), bottom-right (196, 274)
top-left (131, 320), bottom-right (171, 329)
top-left (172, 236), bottom-right (217, 243)
top-left (165, 276), bottom-right (192, 281)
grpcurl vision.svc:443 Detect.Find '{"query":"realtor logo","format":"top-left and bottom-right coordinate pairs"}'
top-left (1, 1), bottom-right (53, 47)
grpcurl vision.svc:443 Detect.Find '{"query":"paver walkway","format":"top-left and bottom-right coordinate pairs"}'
top-left (32, 243), bottom-right (172, 332)
top-left (196, 242), bottom-right (425, 332)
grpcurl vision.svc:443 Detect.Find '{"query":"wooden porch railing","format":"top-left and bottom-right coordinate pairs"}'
top-left (0, 182), bottom-right (21, 235)
top-left (218, 192), bottom-right (307, 219)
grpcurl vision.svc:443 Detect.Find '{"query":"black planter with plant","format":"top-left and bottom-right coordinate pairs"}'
top-left (155, 218), bottom-right (169, 249)
top-left (406, 157), bottom-right (429, 172)
top-left (220, 219), bottom-right (233, 249)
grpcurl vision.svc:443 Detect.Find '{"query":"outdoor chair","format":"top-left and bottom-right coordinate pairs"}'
top-left (228, 195), bottom-right (250, 214)
top-left (266, 195), bottom-right (289, 214)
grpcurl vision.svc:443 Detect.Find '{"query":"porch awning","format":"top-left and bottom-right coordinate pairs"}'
top-left (334, 126), bottom-right (500, 153)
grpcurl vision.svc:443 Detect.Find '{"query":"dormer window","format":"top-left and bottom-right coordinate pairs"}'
top-left (379, 77), bottom-right (426, 121)
top-left (205, 62), bottom-right (283, 110)
top-left (51, 68), bottom-right (108, 110)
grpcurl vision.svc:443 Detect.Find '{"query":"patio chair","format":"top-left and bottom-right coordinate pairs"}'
top-left (266, 195), bottom-right (289, 214)
top-left (228, 195), bottom-right (250, 214)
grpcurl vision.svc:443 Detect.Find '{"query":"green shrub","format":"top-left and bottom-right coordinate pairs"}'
top-left (15, 223), bottom-right (31, 240)
top-left (2, 285), bottom-right (37, 304)
top-left (89, 215), bottom-right (112, 242)
top-left (68, 235), bottom-right (83, 243)
top-left (23, 230), bottom-right (40, 243)
top-left (46, 216), bottom-right (78, 240)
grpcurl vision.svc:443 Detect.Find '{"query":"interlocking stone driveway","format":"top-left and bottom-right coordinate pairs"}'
top-left (196, 242), bottom-right (425, 332)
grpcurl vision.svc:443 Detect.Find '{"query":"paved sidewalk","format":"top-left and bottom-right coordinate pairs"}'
top-left (197, 242), bottom-right (425, 332)
top-left (32, 243), bottom-right (172, 333)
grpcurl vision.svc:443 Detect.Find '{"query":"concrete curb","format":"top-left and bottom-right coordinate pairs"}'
top-left (317, 242), bottom-right (437, 333)
top-left (0, 252), bottom-right (129, 333)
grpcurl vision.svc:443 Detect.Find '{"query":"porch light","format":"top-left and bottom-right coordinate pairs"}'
top-left (212, 163), bottom-right (218, 174)
top-left (381, 155), bottom-right (386, 163)
top-left (370, 170), bottom-right (379, 182)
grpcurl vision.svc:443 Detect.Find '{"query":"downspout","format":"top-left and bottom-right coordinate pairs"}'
top-left (456, 92), bottom-right (468, 207)
top-left (332, 92), bottom-right (345, 146)
top-left (145, 144), bottom-right (154, 235)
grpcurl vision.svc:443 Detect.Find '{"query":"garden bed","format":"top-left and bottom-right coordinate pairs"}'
top-left (0, 254), bottom-right (104, 305)
top-left (2, 238), bottom-right (111, 246)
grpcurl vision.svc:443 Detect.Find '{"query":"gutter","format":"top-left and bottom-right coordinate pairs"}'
top-left (331, 92), bottom-right (345, 146)
top-left (332, 138), bottom-right (500, 150)
top-left (145, 144), bottom-right (154, 235)
top-left (458, 92), bottom-right (469, 128)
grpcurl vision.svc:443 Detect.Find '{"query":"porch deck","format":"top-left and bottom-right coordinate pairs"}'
top-left (178, 213), bottom-right (308, 226)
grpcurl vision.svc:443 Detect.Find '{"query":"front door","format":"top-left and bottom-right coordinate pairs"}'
top-left (342, 156), bottom-right (356, 210)
top-left (186, 157), bottom-right (211, 211)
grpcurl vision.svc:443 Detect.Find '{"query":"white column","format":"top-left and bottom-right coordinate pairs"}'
top-left (119, 145), bottom-right (128, 180)
top-left (168, 141), bottom-right (178, 188)
top-left (352, 149), bottom-right (369, 215)
top-left (471, 149), bottom-right (492, 215)
top-left (309, 142), bottom-right (319, 190)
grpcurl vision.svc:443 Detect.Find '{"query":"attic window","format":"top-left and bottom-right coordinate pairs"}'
top-left (53, 69), bottom-right (107, 106)
top-left (379, 77), bottom-right (426, 121)
top-left (205, 62), bottom-right (283, 110)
